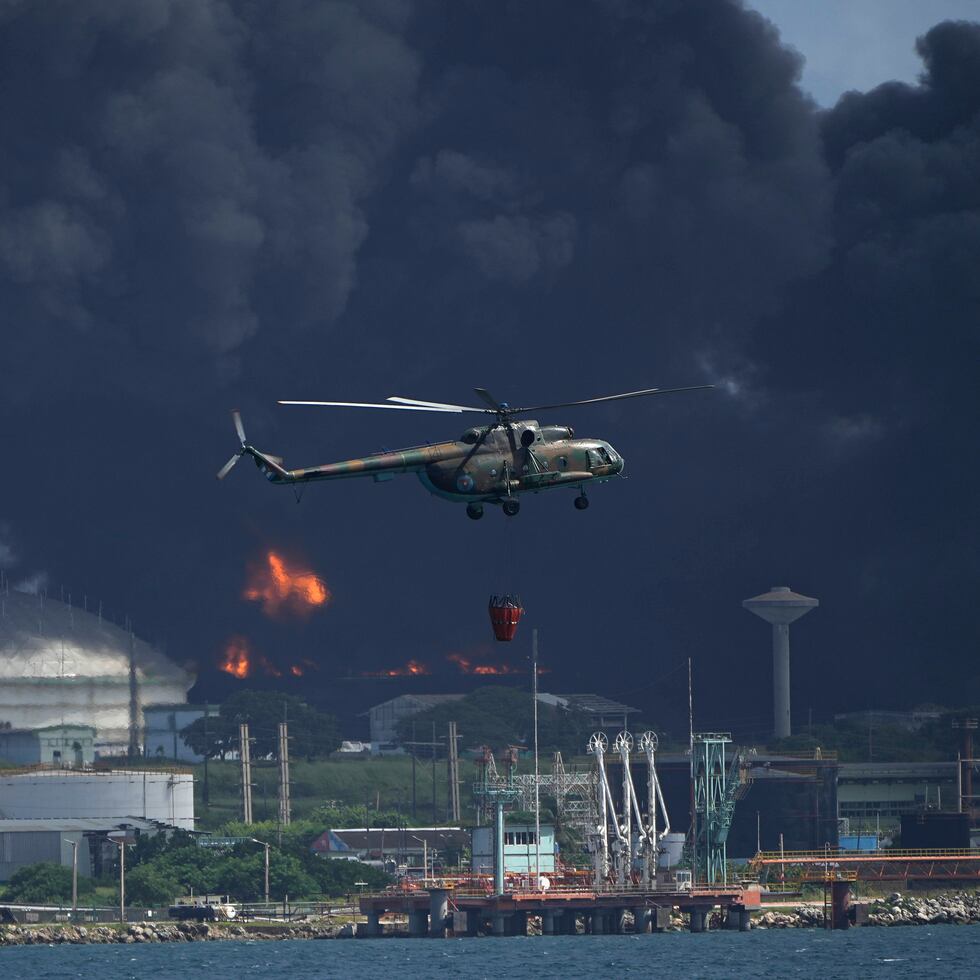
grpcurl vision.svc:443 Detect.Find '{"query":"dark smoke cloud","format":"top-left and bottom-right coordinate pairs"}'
top-left (0, 2), bottom-right (977, 733)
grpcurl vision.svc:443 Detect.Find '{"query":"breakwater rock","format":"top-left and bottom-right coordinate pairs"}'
top-left (754, 891), bottom-right (980, 929)
top-left (752, 906), bottom-right (827, 929)
top-left (867, 892), bottom-right (980, 926)
top-left (0, 920), bottom-right (347, 945)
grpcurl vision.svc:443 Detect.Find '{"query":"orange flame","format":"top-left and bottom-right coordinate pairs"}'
top-left (447, 652), bottom-right (521, 675)
top-left (218, 636), bottom-right (283, 679)
top-left (362, 659), bottom-right (431, 677)
top-left (244, 551), bottom-right (330, 617)
top-left (290, 665), bottom-right (303, 677)
top-left (219, 636), bottom-right (251, 678)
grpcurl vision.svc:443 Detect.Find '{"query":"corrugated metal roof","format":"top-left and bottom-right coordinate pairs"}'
top-left (0, 816), bottom-right (173, 833)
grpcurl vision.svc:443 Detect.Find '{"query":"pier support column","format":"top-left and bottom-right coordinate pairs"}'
top-left (408, 910), bottom-right (428, 937)
top-left (724, 906), bottom-right (751, 931)
top-left (511, 910), bottom-right (527, 936)
top-left (562, 911), bottom-right (578, 935)
top-left (611, 908), bottom-right (626, 934)
top-left (653, 907), bottom-right (672, 932)
top-left (464, 910), bottom-right (481, 936)
top-left (632, 908), bottom-right (649, 933)
top-left (689, 908), bottom-right (708, 933)
top-left (831, 882), bottom-right (851, 930)
top-left (358, 911), bottom-right (381, 937)
top-left (492, 912), bottom-right (507, 937)
top-left (592, 911), bottom-right (606, 934)
top-left (542, 910), bottom-right (555, 935)
top-left (428, 889), bottom-right (449, 938)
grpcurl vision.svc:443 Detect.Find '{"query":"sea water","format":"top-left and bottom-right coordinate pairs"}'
top-left (2, 927), bottom-right (978, 980)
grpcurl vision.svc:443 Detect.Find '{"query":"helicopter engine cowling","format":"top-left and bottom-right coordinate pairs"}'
top-left (538, 425), bottom-right (574, 442)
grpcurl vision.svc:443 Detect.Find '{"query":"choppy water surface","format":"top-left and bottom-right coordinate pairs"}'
top-left (2, 927), bottom-right (978, 980)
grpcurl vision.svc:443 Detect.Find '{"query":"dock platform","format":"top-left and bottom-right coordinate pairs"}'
top-left (359, 884), bottom-right (759, 937)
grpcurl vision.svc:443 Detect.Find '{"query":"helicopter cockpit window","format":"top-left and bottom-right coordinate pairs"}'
top-left (558, 456), bottom-right (568, 470)
top-left (586, 447), bottom-right (613, 470)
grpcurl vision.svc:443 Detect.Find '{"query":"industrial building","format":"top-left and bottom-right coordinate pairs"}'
top-left (143, 704), bottom-right (218, 762)
top-left (366, 694), bottom-right (465, 745)
top-left (0, 768), bottom-right (195, 830)
top-left (837, 761), bottom-right (957, 824)
top-left (536, 694), bottom-right (640, 736)
top-left (0, 816), bottom-right (173, 882)
top-left (311, 826), bottom-right (469, 873)
top-left (471, 823), bottom-right (557, 876)
top-left (0, 724), bottom-right (95, 767)
top-left (0, 588), bottom-right (194, 753)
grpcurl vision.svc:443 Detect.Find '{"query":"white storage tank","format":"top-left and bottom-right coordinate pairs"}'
top-left (0, 588), bottom-right (194, 752)
top-left (0, 768), bottom-right (195, 829)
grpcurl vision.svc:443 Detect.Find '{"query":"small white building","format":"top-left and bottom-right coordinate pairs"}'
top-left (471, 823), bottom-right (557, 875)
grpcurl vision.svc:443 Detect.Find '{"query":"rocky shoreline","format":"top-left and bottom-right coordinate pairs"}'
top-left (755, 891), bottom-right (980, 929)
top-left (2, 892), bottom-right (979, 944)
top-left (0, 919), bottom-right (355, 945)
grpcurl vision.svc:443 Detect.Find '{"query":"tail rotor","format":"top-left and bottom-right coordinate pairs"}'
top-left (216, 410), bottom-right (248, 480)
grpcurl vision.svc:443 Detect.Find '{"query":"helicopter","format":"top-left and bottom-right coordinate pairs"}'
top-left (217, 385), bottom-right (712, 519)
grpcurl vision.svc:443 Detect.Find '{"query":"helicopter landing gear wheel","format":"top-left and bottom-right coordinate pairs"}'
top-left (574, 493), bottom-right (589, 510)
top-left (502, 499), bottom-right (520, 517)
top-left (466, 503), bottom-right (484, 520)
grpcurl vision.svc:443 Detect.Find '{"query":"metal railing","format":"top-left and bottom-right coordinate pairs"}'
top-left (751, 847), bottom-right (978, 864)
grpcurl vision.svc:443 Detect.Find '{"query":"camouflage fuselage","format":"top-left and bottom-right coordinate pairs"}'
top-left (256, 420), bottom-right (624, 503)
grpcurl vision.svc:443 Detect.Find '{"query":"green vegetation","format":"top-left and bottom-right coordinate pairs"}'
top-left (768, 708), bottom-right (980, 762)
top-left (0, 862), bottom-right (96, 904)
top-left (0, 826), bottom-right (390, 908)
top-left (182, 691), bottom-right (339, 760)
top-left (394, 687), bottom-right (593, 754)
top-left (123, 822), bottom-right (388, 904)
top-left (193, 754), bottom-right (483, 830)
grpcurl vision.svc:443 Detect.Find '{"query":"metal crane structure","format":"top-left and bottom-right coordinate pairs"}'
top-left (587, 730), bottom-right (671, 889)
top-left (512, 751), bottom-right (597, 838)
top-left (638, 731), bottom-right (670, 887)
top-left (690, 733), bottom-right (749, 885)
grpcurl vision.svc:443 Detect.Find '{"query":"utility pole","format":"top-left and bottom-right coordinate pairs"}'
top-left (203, 703), bottom-right (210, 809)
top-left (411, 721), bottom-right (417, 820)
top-left (447, 721), bottom-right (460, 823)
top-left (532, 628), bottom-right (541, 888)
top-left (64, 839), bottom-right (78, 915)
top-left (431, 720), bottom-right (437, 823)
top-left (278, 721), bottom-right (291, 827)
top-left (239, 722), bottom-right (253, 824)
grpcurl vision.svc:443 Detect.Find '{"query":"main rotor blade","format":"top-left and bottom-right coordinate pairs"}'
top-left (216, 454), bottom-right (241, 480)
top-left (278, 400), bottom-right (464, 413)
top-left (512, 385), bottom-right (715, 414)
top-left (387, 396), bottom-right (492, 413)
top-left (232, 410), bottom-right (246, 445)
top-left (474, 388), bottom-right (505, 412)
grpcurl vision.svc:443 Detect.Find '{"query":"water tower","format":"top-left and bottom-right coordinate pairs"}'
top-left (743, 586), bottom-right (819, 739)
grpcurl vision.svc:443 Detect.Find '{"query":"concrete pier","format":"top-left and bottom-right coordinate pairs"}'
top-left (359, 883), bottom-right (756, 939)
top-left (359, 910), bottom-right (382, 937)
top-left (408, 909), bottom-right (428, 937)
top-left (428, 889), bottom-right (449, 938)
top-left (689, 908), bottom-right (708, 933)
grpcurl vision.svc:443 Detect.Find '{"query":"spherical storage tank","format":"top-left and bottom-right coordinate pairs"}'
top-left (0, 588), bottom-right (194, 753)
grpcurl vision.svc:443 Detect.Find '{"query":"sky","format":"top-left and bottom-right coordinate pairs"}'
top-left (0, 1), bottom-right (977, 741)
top-left (748, 0), bottom-right (980, 106)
